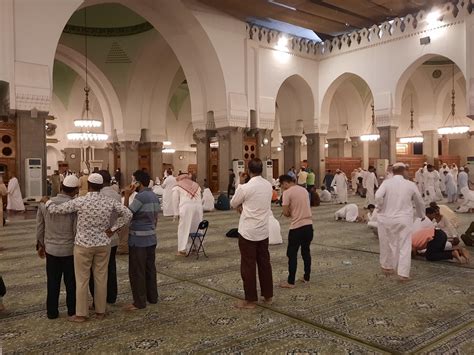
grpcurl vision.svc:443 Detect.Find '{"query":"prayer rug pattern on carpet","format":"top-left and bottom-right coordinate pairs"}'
top-left (0, 197), bottom-right (473, 354)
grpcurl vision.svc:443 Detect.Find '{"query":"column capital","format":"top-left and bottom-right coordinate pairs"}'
top-left (118, 141), bottom-right (139, 151)
top-left (193, 129), bottom-right (209, 143)
top-left (150, 141), bottom-right (163, 151)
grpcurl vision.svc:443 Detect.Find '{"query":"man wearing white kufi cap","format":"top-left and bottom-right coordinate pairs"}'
top-left (375, 162), bottom-right (425, 281)
top-left (331, 169), bottom-right (348, 204)
top-left (44, 172), bottom-right (132, 322)
top-left (36, 174), bottom-right (79, 319)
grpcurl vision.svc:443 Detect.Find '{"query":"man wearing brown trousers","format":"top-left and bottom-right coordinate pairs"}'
top-left (230, 158), bottom-right (273, 309)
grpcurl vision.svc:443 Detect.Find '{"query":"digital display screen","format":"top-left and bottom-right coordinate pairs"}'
top-left (29, 159), bottom-right (41, 166)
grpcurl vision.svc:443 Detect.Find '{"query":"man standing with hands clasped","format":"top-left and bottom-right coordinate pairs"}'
top-left (44, 173), bottom-right (132, 322)
top-left (278, 174), bottom-right (314, 288)
top-left (230, 158), bottom-right (273, 309)
top-left (123, 170), bottom-right (161, 311)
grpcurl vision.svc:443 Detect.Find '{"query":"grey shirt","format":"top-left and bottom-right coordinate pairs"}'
top-left (36, 194), bottom-right (76, 257)
top-left (100, 186), bottom-right (122, 247)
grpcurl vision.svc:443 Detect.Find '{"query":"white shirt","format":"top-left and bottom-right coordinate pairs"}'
top-left (375, 175), bottom-right (425, 219)
top-left (230, 176), bottom-right (272, 241)
top-left (320, 190), bottom-right (331, 202)
top-left (458, 171), bottom-right (468, 189)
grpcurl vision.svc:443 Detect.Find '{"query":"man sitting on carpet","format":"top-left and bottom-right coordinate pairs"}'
top-left (412, 228), bottom-right (469, 263)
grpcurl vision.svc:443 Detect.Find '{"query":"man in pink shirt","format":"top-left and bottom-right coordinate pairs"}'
top-left (412, 228), bottom-right (468, 263)
top-left (278, 175), bottom-right (314, 288)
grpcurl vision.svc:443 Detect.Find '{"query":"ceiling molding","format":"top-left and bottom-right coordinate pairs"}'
top-left (63, 22), bottom-right (154, 37)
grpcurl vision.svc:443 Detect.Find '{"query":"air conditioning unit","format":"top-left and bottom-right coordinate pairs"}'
top-left (25, 158), bottom-right (43, 198)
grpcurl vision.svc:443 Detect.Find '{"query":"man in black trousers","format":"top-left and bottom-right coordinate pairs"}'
top-left (36, 175), bottom-right (79, 319)
top-left (278, 174), bottom-right (314, 288)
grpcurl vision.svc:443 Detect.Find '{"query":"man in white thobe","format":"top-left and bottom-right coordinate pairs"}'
top-left (161, 170), bottom-right (177, 217)
top-left (363, 166), bottom-right (378, 207)
top-left (443, 171), bottom-right (457, 203)
top-left (375, 163), bottom-right (425, 281)
top-left (415, 168), bottom-right (424, 195)
top-left (319, 186), bottom-right (332, 202)
top-left (334, 203), bottom-right (359, 222)
top-left (433, 169), bottom-right (443, 200)
top-left (331, 170), bottom-right (348, 204)
top-left (439, 163), bottom-right (450, 194)
top-left (7, 175), bottom-right (25, 212)
top-left (423, 165), bottom-right (438, 204)
top-left (458, 167), bottom-right (469, 195)
top-left (172, 173), bottom-right (203, 255)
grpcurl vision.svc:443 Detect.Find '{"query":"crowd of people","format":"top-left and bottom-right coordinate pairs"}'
top-left (0, 158), bottom-right (472, 317)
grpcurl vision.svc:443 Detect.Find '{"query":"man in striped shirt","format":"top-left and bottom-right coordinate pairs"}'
top-left (123, 170), bottom-right (161, 310)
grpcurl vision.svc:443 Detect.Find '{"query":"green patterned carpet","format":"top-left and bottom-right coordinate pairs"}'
top-left (0, 197), bottom-right (473, 354)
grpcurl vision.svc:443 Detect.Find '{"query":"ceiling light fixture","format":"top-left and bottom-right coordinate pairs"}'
top-left (399, 94), bottom-right (423, 143)
top-left (360, 104), bottom-right (380, 141)
top-left (68, 7), bottom-right (107, 142)
top-left (162, 148), bottom-right (176, 154)
top-left (437, 64), bottom-right (470, 135)
top-left (163, 141), bottom-right (172, 146)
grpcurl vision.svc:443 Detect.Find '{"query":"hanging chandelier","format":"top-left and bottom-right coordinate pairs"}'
top-left (399, 95), bottom-right (423, 143)
top-left (67, 7), bottom-right (107, 142)
top-left (437, 64), bottom-right (470, 135)
top-left (360, 104), bottom-right (380, 141)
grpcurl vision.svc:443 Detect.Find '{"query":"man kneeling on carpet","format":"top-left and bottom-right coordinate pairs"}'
top-left (412, 228), bottom-right (470, 263)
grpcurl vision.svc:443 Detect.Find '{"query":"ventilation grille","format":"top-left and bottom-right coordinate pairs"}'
top-left (105, 42), bottom-right (131, 64)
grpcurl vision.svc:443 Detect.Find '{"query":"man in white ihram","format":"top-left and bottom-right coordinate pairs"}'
top-left (375, 163), bottom-right (425, 281)
top-left (363, 166), bottom-right (378, 207)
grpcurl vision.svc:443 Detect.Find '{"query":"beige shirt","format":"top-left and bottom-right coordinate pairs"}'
top-left (297, 171), bottom-right (308, 185)
top-left (282, 185), bottom-right (313, 229)
top-left (230, 176), bottom-right (272, 241)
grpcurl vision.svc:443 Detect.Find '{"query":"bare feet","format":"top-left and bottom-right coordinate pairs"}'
top-left (381, 268), bottom-right (395, 276)
top-left (298, 278), bottom-right (310, 284)
top-left (279, 281), bottom-right (296, 289)
top-left (95, 313), bottom-right (106, 320)
top-left (68, 315), bottom-right (87, 323)
top-left (459, 248), bottom-right (470, 263)
top-left (234, 300), bottom-right (256, 309)
top-left (175, 251), bottom-right (187, 257)
top-left (0, 303), bottom-right (5, 312)
top-left (123, 304), bottom-right (140, 311)
top-left (262, 297), bottom-right (273, 305)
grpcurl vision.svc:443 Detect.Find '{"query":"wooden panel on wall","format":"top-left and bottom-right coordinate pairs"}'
top-left (138, 143), bottom-right (151, 173)
top-left (208, 147), bottom-right (219, 193)
top-left (326, 157), bottom-right (362, 178)
top-left (437, 156), bottom-right (460, 169)
top-left (0, 121), bottom-right (17, 179)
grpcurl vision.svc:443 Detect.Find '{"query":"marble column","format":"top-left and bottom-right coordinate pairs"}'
top-left (119, 141), bottom-right (139, 185)
top-left (440, 136), bottom-right (449, 156)
top-left (327, 138), bottom-right (345, 158)
top-left (193, 130), bottom-right (209, 187)
top-left (106, 143), bottom-right (115, 172)
top-left (282, 135), bottom-right (301, 173)
top-left (256, 129), bottom-right (272, 161)
top-left (306, 133), bottom-right (326, 185)
top-left (362, 141), bottom-right (369, 169)
top-left (217, 127), bottom-right (244, 193)
top-left (422, 130), bottom-right (439, 164)
top-left (378, 126), bottom-right (397, 164)
top-left (150, 142), bottom-right (163, 181)
top-left (17, 110), bottom-right (47, 196)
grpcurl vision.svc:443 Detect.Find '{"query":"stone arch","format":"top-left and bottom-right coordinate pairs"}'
top-left (55, 44), bottom-right (123, 138)
top-left (276, 74), bottom-right (315, 136)
top-left (320, 73), bottom-right (374, 135)
top-left (435, 71), bottom-right (467, 123)
top-left (394, 53), bottom-right (466, 116)
top-left (75, 0), bottom-right (228, 128)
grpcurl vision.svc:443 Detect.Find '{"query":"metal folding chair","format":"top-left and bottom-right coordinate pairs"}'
top-left (186, 220), bottom-right (209, 259)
